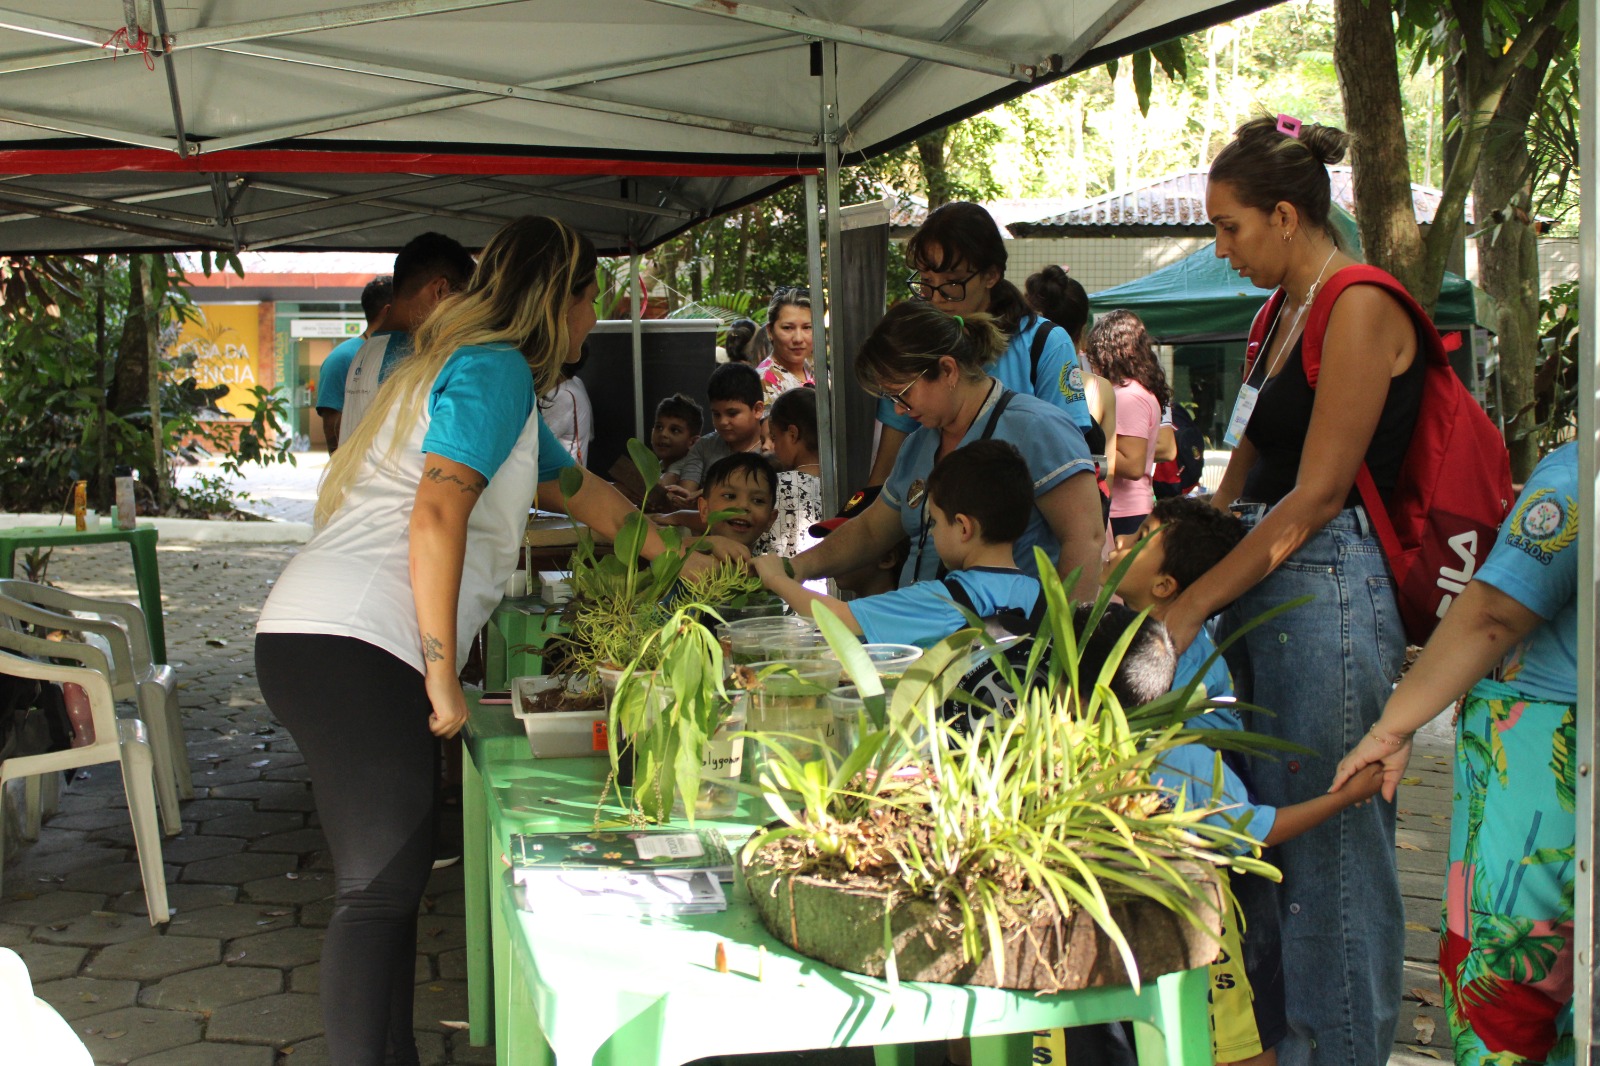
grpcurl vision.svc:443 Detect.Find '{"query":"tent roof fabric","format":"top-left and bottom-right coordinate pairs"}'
top-left (1008, 165), bottom-right (1476, 236)
top-left (0, 0), bottom-right (1270, 254)
top-left (1087, 239), bottom-right (1481, 342)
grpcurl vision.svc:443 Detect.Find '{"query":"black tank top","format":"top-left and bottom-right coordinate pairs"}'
top-left (1240, 333), bottom-right (1425, 507)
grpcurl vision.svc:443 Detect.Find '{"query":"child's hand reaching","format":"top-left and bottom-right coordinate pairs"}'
top-left (1330, 762), bottom-right (1386, 807)
top-left (752, 554), bottom-right (789, 588)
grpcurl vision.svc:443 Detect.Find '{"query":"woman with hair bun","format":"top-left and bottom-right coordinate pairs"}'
top-left (788, 301), bottom-right (1103, 596)
top-left (1081, 310), bottom-right (1171, 536)
top-left (865, 202), bottom-right (1098, 484)
top-left (1163, 116), bottom-right (1425, 1066)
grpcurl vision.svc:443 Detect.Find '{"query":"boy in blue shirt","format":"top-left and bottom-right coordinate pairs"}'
top-left (1044, 604), bottom-right (1385, 1066)
top-left (754, 439), bottom-right (1039, 647)
top-left (1103, 496), bottom-right (1244, 724)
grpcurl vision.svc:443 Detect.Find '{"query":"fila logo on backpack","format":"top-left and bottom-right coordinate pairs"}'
top-left (1246, 265), bottom-right (1513, 644)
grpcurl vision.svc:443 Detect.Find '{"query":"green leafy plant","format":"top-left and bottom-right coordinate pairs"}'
top-left (602, 606), bottom-right (733, 824)
top-left (740, 546), bottom-right (1305, 987)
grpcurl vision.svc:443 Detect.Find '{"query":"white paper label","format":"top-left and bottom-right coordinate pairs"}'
top-left (633, 833), bottom-right (705, 861)
top-left (1222, 383), bottom-right (1260, 449)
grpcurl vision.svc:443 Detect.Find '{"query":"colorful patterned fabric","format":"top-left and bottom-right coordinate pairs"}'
top-left (1442, 678), bottom-right (1575, 1065)
top-left (755, 357), bottom-right (811, 407)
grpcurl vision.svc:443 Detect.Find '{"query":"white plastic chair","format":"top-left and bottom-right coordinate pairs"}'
top-left (0, 625), bottom-right (180, 838)
top-left (0, 645), bottom-right (170, 924)
top-left (0, 579), bottom-right (189, 803)
top-left (0, 947), bottom-right (94, 1066)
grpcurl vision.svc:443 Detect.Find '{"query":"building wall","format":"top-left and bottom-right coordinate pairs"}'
top-left (1002, 236), bottom-right (1214, 293)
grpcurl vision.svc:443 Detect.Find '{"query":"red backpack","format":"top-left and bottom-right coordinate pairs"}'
top-left (1246, 265), bottom-right (1513, 644)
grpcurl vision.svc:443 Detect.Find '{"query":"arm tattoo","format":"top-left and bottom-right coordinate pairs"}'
top-left (422, 633), bottom-right (446, 663)
top-left (423, 465), bottom-right (487, 496)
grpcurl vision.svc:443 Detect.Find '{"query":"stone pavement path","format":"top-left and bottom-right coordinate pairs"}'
top-left (0, 541), bottom-right (1457, 1065)
top-left (1, 543), bottom-right (487, 1065)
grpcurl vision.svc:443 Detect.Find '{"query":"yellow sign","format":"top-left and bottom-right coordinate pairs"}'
top-left (170, 304), bottom-right (260, 420)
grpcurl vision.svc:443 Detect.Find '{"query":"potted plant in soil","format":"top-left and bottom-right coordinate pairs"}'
top-left (737, 547), bottom-right (1302, 992)
top-left (553, 440), bottom-right (766, 822)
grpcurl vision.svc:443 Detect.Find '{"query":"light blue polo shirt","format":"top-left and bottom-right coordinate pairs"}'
top-left (419, 343), bottom-right (575, 483)
top-left (880, 384), bottom-right (1095, 585)
top-left (1476, 442), bottom-right (1578, 704)
top-left (851, 567), bottom-right (1041, 648)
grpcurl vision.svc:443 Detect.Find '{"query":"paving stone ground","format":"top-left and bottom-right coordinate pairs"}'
top-left (0, 540), bottom-right (1456, 1065)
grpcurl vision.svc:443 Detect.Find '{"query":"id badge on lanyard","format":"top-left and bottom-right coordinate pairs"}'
top-left (1224, 338), bottom-right (1265, 449)
top-left (1222, 384), bottom-right (1258, 448)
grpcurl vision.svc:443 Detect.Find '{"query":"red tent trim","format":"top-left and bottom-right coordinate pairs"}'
top-left (0, 148), bottom-right (811, 178)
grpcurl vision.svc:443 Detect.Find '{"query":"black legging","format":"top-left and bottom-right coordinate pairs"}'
top-left (256, 633), bottom-right (437, 1066)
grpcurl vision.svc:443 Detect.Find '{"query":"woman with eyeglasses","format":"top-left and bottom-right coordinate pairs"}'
top-left (787, 302), bottom-right (1104, 597)
top-left (754, 287), bottom-right (813, 407)
top-left (864, 202), bottom-right (1100, 486)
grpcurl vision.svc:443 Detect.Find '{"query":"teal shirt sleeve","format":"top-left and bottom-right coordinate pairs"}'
top-left (421, 346), bottom-right (536, 481)
top-left (1152, 744), bottom-right (1276, 849)
top-left (851, 581), bottom-right (969, 647)
top-left (537, 415), bottom-right (577, 483)
top-left (315, 337), bottom-right (362, 413)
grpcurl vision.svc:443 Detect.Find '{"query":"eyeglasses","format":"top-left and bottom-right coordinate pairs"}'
top-left (905, 270), bottom-right (978, 302)
top-left (879, 376), bottom-right (921, 411)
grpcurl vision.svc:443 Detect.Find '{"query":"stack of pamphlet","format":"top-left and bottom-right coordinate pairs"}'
top-left (506, 828), bottom-right (733, 916)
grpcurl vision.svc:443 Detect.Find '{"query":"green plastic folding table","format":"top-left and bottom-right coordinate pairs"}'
top-left (461, 696), bottom-right (1214, 1065)
top-left (0, 525), bottom-right (166, 661)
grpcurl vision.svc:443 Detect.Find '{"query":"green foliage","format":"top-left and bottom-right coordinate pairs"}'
top-left (1525, 280), bottom-right (1579, 456)
top-left (741, 547), bottom-right (1301, 987)
top-left (0, 253), bottom-right (292, 515)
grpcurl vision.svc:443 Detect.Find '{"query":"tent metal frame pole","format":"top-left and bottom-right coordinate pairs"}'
top-left (804, 171), bottom-right (831, 515)
top-left (205, 41), bottom-right (818, 149)
top-left (630, 252), bottom-right (645, 442)
top-left (820, 41), bottom-right (845, 518)
top-left (0, 183), bottom-right (212, 227)
top-left (232, 175), bottom-right (476, 224)
top-left (635, 0), bottom-right (1043, 82)
top-left (247, 179), bottom-right (531, 227)
top-left (0, 182), bottom-right (215, 225)
top-left (1574, 0), bottom-right (1597, 1052)
top-left (149, 0), bottom-right (190, 159)
top-left (0, 106), bottom-right (175, 151)
top-left (463, 178), bottom-right (693, 221)
top-left (0, 195), bottom-right (230, 247)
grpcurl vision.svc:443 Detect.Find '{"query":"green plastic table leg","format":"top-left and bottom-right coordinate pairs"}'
top-left (872, 1043), bottom-right (918, 1066)
top-left (127, 529), bottom-right (166, 663)
top-left (492, 858), bottom-right (514, 1062)
top-left (464, 749), bottom-right (492, 1046)
top-left (0, 542), bottom-right (13, 580)
top-left (1134, 967), bottom-right (1212, 1066)
top-left (503, 921), bottom-right (555, 1066)
top-left (970, 1030), bottom-right (1035, 1066)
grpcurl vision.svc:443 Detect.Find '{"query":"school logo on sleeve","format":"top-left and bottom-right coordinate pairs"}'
top-left (1058, 364), bottom-right (1085, 402)
top-left (1505, 488), bottom-right (1578, 564)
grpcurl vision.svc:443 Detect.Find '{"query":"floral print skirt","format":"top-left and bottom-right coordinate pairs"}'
top-left (1442, 678), bottom-right (1575, 1065)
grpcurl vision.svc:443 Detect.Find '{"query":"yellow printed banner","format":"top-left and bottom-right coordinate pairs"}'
top-left (169, 304), bottom-right (261, 420)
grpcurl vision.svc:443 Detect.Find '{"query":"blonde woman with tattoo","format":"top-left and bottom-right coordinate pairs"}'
top-left (253, 217), bottom-right (610, 1066)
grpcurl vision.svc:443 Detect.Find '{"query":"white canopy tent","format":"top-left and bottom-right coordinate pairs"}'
top-left (0, 1), bottom-right (1596, 1055)
top-left (0, 0), bottom-right (1277, 509)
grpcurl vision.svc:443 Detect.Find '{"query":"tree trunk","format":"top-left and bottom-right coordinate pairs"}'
top-left (93, 256), bottom-right (110, 508)
top-left (1333, 0), bottom-right (1427, 299)
top-left (1440, 55), bottom-right (1466, 277)
top-left (110, 254), bottom-right (149, 415)
top-left (733, 208), bottom-right (752, 294)
top-left (916, 129), bottom-right (953, 209)
top-left (141, 255), bottom-right (167, 512)
top-left (1473, 32), bottom-right (1560, 480)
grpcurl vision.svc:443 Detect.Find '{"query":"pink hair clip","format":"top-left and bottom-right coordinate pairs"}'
top-left (1276, 113), bottom-right (1302, 138)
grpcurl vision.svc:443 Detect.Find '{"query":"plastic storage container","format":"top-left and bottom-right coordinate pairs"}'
top-left (512, 676), bottom-right (608, 759)
top-left (743, 659), bottom-right (842, 768)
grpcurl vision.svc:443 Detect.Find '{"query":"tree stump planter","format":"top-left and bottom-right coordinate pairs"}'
top-left (743, 852), bottom-right (1224, 991)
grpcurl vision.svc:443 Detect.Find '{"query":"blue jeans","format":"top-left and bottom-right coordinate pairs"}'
top-left (1219, 505), bottom-right (1405, 1066)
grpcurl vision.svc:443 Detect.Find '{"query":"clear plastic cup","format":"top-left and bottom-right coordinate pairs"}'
top-left (743, 658), bottom-right (842, 768)
top-left (672, 700), bottom-right (745, 820)
top-left (718, 617), bottom-right (816, 665)
top-left (859, 644), bottom-right (922, 683)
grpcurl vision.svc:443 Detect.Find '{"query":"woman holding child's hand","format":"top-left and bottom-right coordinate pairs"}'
top-left (789, 302), bottom-right (1102, 599)
top-left (1331, 444), bottom-right (1578, 1065)
top-left (1160, 117), bottom-right (1424, 1066)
